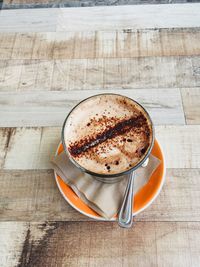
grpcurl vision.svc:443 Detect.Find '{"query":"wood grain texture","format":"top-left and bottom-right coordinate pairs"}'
top-left (0, 3), bottom-right (199, 266)
top-left (0, 221), bottom-right (200, 267)
top-left (156, 125), bottom-right (200, 168)
top-left (2, 0), bottom-right (200, 9)
top-left (181, 87), bottom-right (200, 124)
top-left (56, 4), bottom-right (200, 32)
top-left (0, 89), bottom-right (185, 127)
top-left (0, 169), bottom-right (200, 222)
top-left (0, 4), bottom-right (200, 32)
top-left (0, 170), bottom-right (87, 221)
top-left (0, 127), bottom-right (60, 170)
top-left (1, 28), bottom-right (200, 60)
top-left (0, 128), bottom-right (10, 169)
top-left (0, 8), bottom-right (58, 32)
top-left (0, 222), bottom-right (27, 267)
top-left (0, 56), bottom-right (200, 90)
top-left (3, 0), bottom-right (58, 5)
top-left (0, 125), bottom-right (199, 170)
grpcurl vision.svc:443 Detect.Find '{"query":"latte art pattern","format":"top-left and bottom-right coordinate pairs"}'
top-left (63, 94), bottom-right (153, 175)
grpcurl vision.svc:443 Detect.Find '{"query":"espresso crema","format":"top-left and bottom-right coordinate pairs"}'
top-left (63, 94), bottom-right (153, 175)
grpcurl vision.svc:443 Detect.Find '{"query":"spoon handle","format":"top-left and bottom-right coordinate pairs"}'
top-left (118, 171), bottom-right (135, 228)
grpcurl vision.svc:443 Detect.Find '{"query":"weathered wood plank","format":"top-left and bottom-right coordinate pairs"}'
top-left (0, 125), bottom-right (199, 169)
top-left (48, 56), bottom-right (200, 90)
top-left (0, 60), bottom-right (54, 91)
top-left (3, 0), bottom-right (58, 5)
top-left (0, 128), bottom-right (10, 169)
top-left (31, 32), bottom-right (55, 60)
top-left (0, 28), bottom-right (200, 60)
top-left (56, 4), bottom-right (200, 32)
top-left (0, 221), bottom-right (200, 267)
top-left (11, 33), bottom-right (36, 59)
top-left (0, 222), bottom-right (27, 267)
top-left (0, 170), bottom-right (87, 221)
top-left (0, 4), bottom-right (200, 32)
top-left (181, 87), bottom-right (200, 124)
top-left (18, 60), bottom-right (54, 91)
top-left (0, 33), bottom-right (16, 59)
top-left (156, 125), bottom-right (200, 168)
top-left (0, 56), bottom-right (200, 90)
top-left (140, 169), bottom-right (200, 222)
top-left (0, 169), bottom-right (199, 222)
top-left (0, 127), bottom-right (60, 170)
top-left (0, 60), bottom-right (23, 90)
top-left (0, 89), bottom-right (185, 127)
top-left (0, 8), bottom-right (58, 32)
top-left (2, 0), bottom-right (200, 9)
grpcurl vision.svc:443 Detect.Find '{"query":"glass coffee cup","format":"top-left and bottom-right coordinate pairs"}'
top-left (62, 94), bottom-right (154, 227)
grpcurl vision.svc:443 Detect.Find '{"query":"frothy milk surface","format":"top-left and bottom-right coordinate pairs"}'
top-left (63, 94), bottom-right (153, 175)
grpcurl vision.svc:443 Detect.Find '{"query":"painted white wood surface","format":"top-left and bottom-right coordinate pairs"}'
top-left (0, 89), bottom-right (185, 127)
top-left (57, 4), bottom-right (200, 32)
top-left (0, 4), bottom-right (200, 32)
top-left (0, 9), bottom-right (58, 32)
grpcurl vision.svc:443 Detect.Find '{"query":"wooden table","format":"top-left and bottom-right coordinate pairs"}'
top-left (0, 3), bottom-right (200, 267)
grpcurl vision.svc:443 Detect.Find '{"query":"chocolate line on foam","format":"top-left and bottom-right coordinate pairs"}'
top-left (68, 114), bottom-right (150, 158)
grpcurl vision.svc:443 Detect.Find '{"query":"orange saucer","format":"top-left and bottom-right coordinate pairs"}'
top-left (54, 139), bottom-right (165, 221)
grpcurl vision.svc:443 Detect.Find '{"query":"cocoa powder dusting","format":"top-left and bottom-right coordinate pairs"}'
top-left (68, 114), bottom-right (150, 157)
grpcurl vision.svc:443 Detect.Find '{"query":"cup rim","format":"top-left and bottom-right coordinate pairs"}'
top-left (61, 93), bottom-right (155, 178)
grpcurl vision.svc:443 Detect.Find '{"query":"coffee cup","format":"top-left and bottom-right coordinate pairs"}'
top-left (61, 93), bottom-right (155, 183)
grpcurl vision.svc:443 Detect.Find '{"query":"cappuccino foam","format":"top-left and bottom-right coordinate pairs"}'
top-left (63, 94), bottom-right (153, 175)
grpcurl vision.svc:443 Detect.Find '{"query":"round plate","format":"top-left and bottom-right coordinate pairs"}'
top-left (54, 139), bottom-right (165, 221)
